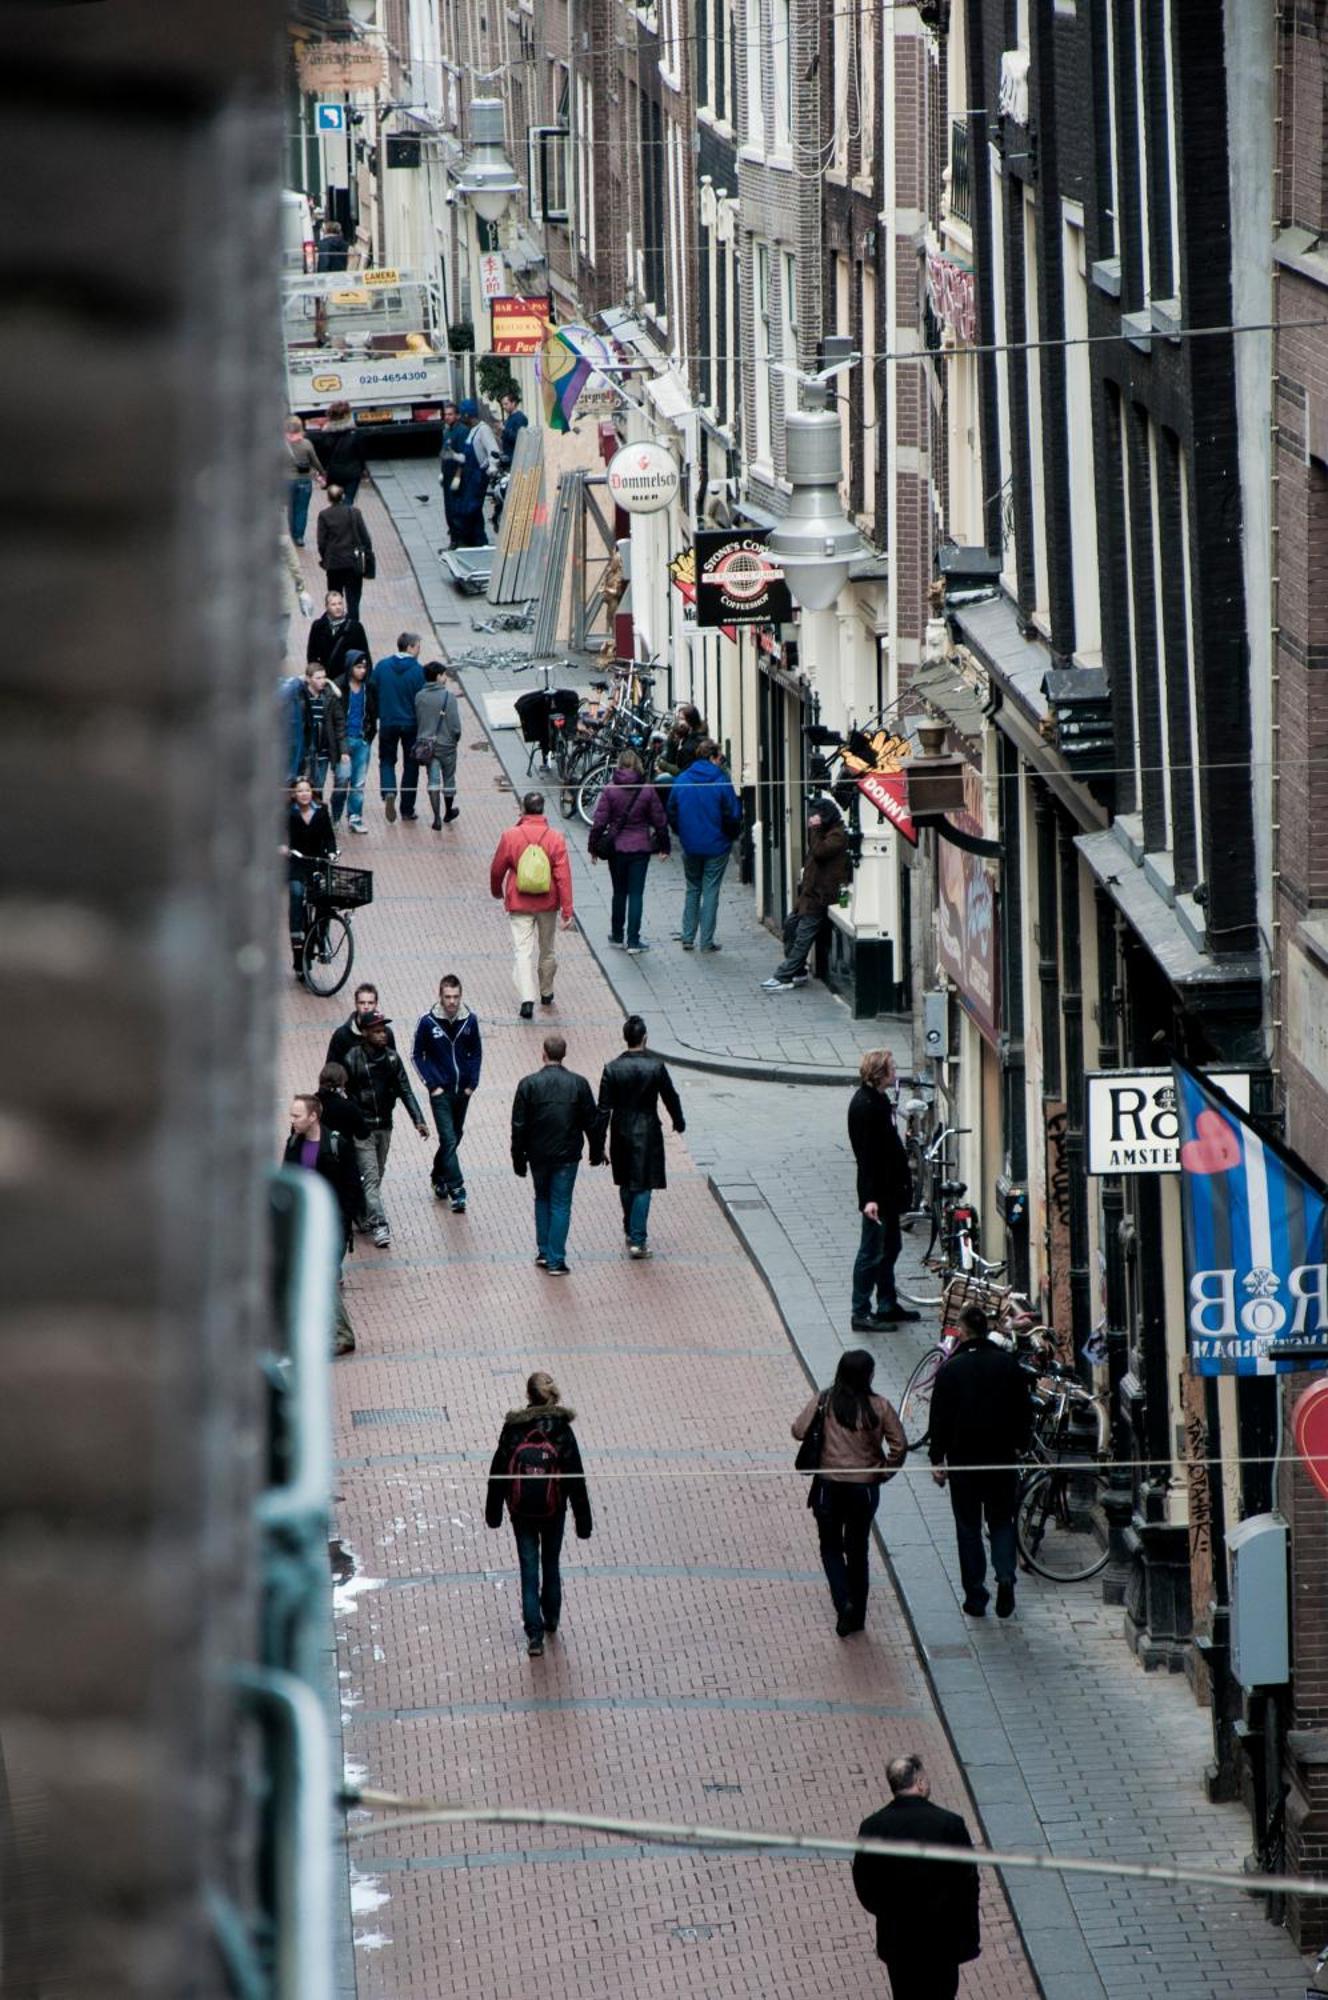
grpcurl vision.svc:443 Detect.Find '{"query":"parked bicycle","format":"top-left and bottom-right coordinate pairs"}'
top-left (296, 858), bottom-right (373, 996)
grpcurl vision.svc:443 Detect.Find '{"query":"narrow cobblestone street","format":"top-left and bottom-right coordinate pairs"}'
top-left (284, 483), bottom-right (1035, 1998)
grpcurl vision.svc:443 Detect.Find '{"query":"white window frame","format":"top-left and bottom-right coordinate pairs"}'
top-left (771, 0), bottom-right (792, 157)
top-left (744, 0), bottom-right (765, 152)
top-left (1061, 207), bottom-right (1101, 657)
top-left (753, 240), bottom-right (773, 468)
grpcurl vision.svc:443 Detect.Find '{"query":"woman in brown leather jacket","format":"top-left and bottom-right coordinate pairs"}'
top-left (792, 1348), bottom-right (906, 1636)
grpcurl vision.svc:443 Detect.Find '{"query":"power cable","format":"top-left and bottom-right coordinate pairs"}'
top-left (343, 1790), bottom-right (1328, 1903)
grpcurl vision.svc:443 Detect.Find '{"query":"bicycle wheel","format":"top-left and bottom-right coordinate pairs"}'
top-left (899, 1347), bottom-right (947, 1450)
top-left (577, 759), bottom-right (611, 826)
top-left (901, 1135), bottom-right (928, 1234)
top-left (557, 740), bottom-right (588, 817)
top-left (302, 911), bottom-right (354, 997)
top-left (1016, 1465), bottom-right (1110, 1582)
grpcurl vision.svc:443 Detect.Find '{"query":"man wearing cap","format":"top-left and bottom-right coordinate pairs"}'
top-left (339, 1012), bottom-right (429, 1249)
top-left (450, 399), bottom-right (498, 549)
top-left (761, 794), bottom-right (852, 992)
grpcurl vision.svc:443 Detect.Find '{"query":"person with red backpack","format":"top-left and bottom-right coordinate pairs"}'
top-left (485, 1370), bottom-right (593, 1656)
top-left (489, 790), bottom-right (574, 1020)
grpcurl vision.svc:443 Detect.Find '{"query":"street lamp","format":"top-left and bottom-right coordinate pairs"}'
top-left (454, 98), bottom-right (521, 224)
top-left (767, 374), bottom-right (869, 612)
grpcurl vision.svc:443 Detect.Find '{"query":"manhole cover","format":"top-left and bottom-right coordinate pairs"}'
top-left (701, 1782), bottom-right (743, 1794)
top-left (669, 1925), bottom-right (715, 1943)
top-left (727, 1199), bottom-right (767, 1212)
top-left (350, 1407), bottom-right (449, 1427)
top-left (927, 1642), bottom-right (974, 1660)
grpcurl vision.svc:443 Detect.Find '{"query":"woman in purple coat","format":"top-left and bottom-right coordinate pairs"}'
top-left (588, 749), bottom-right (670, 954)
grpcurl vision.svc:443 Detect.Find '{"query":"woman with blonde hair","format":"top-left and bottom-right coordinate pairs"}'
top-left (485, 1372), bottom-right (593, 1656)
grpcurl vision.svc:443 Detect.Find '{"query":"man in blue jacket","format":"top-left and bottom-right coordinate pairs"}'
top-left (665, 739), bottom-right (742, 952)
top-left (412, 973), bottom-right (483, 1211)
top-left (370, 632), bottom-right (426, 822)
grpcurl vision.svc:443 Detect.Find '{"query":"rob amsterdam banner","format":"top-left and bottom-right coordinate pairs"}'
top-left (1176, 1061), bottom-right (1328, 1376)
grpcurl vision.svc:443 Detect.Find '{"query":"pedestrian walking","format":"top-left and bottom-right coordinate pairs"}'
top-left (285, 415), bottom-right (323, 546)
top-left (510, 1034), bottom-right (603, 1275)
top-left (332, 650), bottom-right (374, 832)
top-left (666, 739), bottom-right (742, 952)
top-left (594, 1015), bottom-right (684, 1259)
top-left (313, 399), bottom-right (366, 504)
top-left (340, 1012), bottom-right (429, 1249)
top-left (929, 1304), bottom-right (1034, 1618)
top-left (297, 661), bottom-right (348, 797)
top-left (484, 1371), bottom-right (593, 1657)
top-left (848, 1048), bottom-right (920, 1330)
top-left (588, 749), bottom-right (670, 953)
top-left (438, 399), bottom-right (468, 547)
top-left (370, 632), bottom-right (426, 822)
top-left (283, 1093), bottom-right (362, 1356)
top-left (761, 794), bottom-right (852, 992)
top-left (314, 219), bottom-right (349, 273)
top-left (450, 398), bottom-right (498, 548)
top-left (316, 1061), bottom-right (370, 1145)
top-left (851, 1753), bottom-right (981, 2000)
top-left (326, 982), bottom-right (397, 1067)
top-left (412, 974), bottom-right (482, 1211)
top-left (306, 588), bottom-right (369, 680)
top-left (489, 791), bottom-right (574, 1020)
top-left (316, 483), bottom-right (373, 620)
top-left (281, 776), bottom-right (336, 979)
top-left (412, 660), bottom-right (463, 830)
top-left (792, 1349), bottom-right (905, 1636)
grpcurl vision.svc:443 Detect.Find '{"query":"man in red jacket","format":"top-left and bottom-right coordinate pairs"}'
top-left (489, 791), bottom-right (575, 1020)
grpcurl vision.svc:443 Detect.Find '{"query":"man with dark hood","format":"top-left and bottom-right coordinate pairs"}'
top-left (762, 794), bottom-right (852, 992)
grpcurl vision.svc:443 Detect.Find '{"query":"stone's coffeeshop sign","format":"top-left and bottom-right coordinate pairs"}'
top-left (1086, 1070), bottom-right (1252, 1175)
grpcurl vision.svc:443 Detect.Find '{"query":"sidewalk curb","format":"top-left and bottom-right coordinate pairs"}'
top-left (708, 1173), bottom-right (1097, 2000)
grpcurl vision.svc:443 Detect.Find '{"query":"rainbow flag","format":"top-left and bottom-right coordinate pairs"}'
top-left (538, 325), bottom-right (593, 433)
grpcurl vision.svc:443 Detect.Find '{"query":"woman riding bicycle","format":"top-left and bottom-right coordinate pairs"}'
top-left (281, 776), bottom-right (336, 980)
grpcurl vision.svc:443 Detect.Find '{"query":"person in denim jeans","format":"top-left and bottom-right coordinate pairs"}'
top-left (285, 415), bottom-right (322, 544)
top-left (588, 750), bottom-right (670, 953)
top-left (333, 652), bottom-right (375, 832)
top-left (510, 1034), bottom-right (603, 1274)
top-left (666, 740), bottom-right (742, 952)
top-left (485, 1371), bottom-right (593, 1657)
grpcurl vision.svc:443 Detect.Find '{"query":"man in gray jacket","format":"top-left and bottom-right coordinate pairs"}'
top-left (413, 661), bottom-right (463, 830)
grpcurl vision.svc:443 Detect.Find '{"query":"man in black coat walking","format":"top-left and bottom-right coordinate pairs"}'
top-left (511, 1033), bottom-right (603, 1275)
top-left (848, 1046), bottom-right (920, 1332)
top-left (283, 1093), bottom-right (363, 1355)
top-left (594, 1014), bottom-right (684, 1259)
top-left (315, 484), bottom-right (372, 620)
top-left (929, 1305), bottom-right (1034, 1618)
top-left (340, 1013), bottom-right (428, 1250)
top-left (852, 1753), bottom-right (980, 2000)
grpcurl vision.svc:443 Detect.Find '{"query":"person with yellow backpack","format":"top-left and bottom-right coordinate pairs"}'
top-left (488, 790), bottom-right (575, 1019)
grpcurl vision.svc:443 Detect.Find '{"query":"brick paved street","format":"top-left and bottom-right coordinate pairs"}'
top-left (283, 482), bottom-right (1036, 1998)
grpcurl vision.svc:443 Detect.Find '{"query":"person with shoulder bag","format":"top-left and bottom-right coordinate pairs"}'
top-left (588, 748), bottom-right (670, 954)
top-left (792, 1348), bottom-right (906, 1637)
top-left (316, 483), bottom-right (374, 621)
top-left (485, 1370), bottom-right (593, 1656)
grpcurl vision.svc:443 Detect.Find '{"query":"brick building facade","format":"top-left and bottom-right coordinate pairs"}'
top-left (1271, 0), bottom-right (1328, 1943)
top-left (1, 3), bottom-right (291, 1993)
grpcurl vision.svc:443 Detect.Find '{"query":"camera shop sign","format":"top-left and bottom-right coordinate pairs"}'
top-left (1086, 1069), bottom-right (1251, 1175)
top-left (694, 529), bottom-right (793, 626)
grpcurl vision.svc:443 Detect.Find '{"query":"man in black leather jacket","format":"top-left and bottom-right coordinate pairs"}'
top-left (594, 1014), bottom-right (684, 1260)
top-left (852, 1752), bottom-right (980, 1999)
top-left (340, 1013), bottom-right (428, 1249)
top-left (510, 1033), bottom-right (603, 1275)
top-left (929, 1304), bottom-right (1034, 1618)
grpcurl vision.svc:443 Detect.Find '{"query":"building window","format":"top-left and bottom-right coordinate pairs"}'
top-left (861, 263), bottom-right (877, 528)
top-left (745, 0), bottom-right (764, 150)
top-left (771, 0), bottom-right (792, 154)
top-left (1061, 211), bottom-right (1101, 657)
top-left (781, 249), bottom-right (797, 366)
top-left (753, 239), bottom-right (772, 464)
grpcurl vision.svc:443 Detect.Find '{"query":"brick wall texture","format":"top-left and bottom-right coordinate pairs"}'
top-left (0, 5), bottom-right (283, 1993)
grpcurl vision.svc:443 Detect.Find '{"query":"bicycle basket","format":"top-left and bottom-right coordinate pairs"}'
top-left (306, 861), bottom-right (373, 909)
top-left (942, 1271), bottom-right (1020, 1325)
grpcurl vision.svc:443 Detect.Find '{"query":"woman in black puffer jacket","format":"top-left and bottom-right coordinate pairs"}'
top-left (485, 1371), bottom-right (593, 1657)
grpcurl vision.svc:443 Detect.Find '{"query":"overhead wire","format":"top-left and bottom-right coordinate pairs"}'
top-left (343, 1791), bottom-right (1328, 1903)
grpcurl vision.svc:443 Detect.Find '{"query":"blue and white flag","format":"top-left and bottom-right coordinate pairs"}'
top-left (1175, 1062), bottom-right (1328, 1375)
